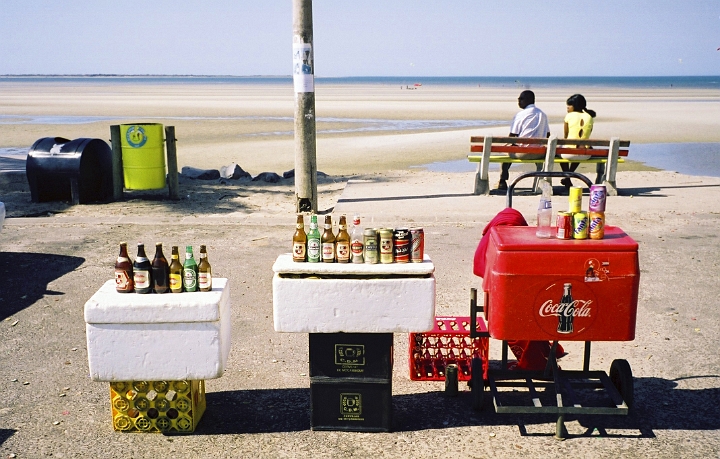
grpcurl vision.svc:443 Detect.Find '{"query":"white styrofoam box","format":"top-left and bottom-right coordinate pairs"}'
top-left (84, 278), bottom-right (231, 382)
top-left (272, 254), bottom-right (435, 333)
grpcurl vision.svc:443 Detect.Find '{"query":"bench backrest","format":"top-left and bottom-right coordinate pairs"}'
top-left (470, 136), bottom-right (630, 157)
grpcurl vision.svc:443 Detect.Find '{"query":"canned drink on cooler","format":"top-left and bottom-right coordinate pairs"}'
top-left (589, 211), bottom-right (605, 240)
top-left (410, 227), bottom-right (424, 262)
top-left (379, 229), bottom-right (394, 264)
top-left (363, 229), bottom-right (378, 264)
top-left (589, 185), bottom-right (607, 212)
top-left (568, 187), bottom-right (583, 213)
top-left (393, 228), bottom-right (411, 263)
top-left (556, 212), bottom-right (573, 240)
top-left (572, 211), bottom-right (589, 239)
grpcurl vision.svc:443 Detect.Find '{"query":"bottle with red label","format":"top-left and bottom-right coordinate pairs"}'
top-left (350, 215), bottom-right (364, 264)
top-left (133, 243), bottom-right (153, 294)
top-left (115, 242), bottom-right (134, 293)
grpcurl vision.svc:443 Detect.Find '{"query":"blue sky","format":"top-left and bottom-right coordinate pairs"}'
top-left (1, 1), bottom-right (718, 76)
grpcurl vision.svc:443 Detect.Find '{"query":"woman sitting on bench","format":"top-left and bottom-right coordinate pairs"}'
top-left (561, 94), bottom-right (597, 189)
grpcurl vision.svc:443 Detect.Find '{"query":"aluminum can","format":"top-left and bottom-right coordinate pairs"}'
top-left (555, 212), bottom-right (573, 240)
top-left (393, 228), bottom-right (411, 263)
top-left (363, 228), bottom-right (378, 264)
top-left (410, 227), bottom-right (425, 262)
top-left (379, 229), bottom-right (394, 264)
top-left (572, 211), bottom-right (588, 239)
top-left (589, 185), bottom-right (607, 212)
top-left (568, 186), bottom-right (583, 213)
top-left (589, 211), bottom-right (605, 240)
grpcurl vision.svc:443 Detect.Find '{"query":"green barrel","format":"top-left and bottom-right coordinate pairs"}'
top-left (120, 123), bottom-right (166, 190)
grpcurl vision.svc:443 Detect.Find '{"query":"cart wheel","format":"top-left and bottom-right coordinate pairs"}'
top-left (610, 359), bottom-right (634, 409)
top-left (471, 357), bottom-right (485, 411)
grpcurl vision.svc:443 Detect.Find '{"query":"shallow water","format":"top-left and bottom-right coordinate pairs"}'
top-left (416, 143), bottom-right (720, 178)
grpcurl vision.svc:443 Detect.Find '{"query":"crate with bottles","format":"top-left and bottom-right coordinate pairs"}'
top-left (292, 214), bottom-right (425, 264)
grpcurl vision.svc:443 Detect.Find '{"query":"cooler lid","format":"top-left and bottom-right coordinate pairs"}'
top-left (489, 226), bottom-right (638, 252)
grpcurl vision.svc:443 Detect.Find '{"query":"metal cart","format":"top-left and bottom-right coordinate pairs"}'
top-left (469, 171), bottom-right (638, 440)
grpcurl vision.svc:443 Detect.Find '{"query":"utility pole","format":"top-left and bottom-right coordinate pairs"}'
top-left (292, 0), bottom-right (317, 213)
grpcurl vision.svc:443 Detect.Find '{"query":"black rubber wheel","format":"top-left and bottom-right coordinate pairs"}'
top-left (609, 359), bottom-right (634, 409)
top-left (471, 357), bottom-right (485, 411)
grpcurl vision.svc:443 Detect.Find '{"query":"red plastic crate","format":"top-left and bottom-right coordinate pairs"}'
top-left (409, 316), bottom-right (489, 382)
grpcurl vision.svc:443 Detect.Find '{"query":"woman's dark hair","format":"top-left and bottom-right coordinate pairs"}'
top-left (567, 94), bottom-right (596, 117)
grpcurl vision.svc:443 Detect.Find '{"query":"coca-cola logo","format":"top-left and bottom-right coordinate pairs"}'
top-left (533, 280), bottom-right (598, 337)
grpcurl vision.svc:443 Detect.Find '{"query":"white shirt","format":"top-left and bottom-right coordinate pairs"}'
top-left (510, 104), bottom-right (549, 138)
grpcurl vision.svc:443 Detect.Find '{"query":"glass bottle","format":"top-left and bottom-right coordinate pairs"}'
top-left (152, 242), bottom-right (169, 294)
top-left (115, 242), bottom-right (134, 293)
top-left (169, 246), bottom-right (183, 293)
top-left (350, 215), bottom-right (364, 264)
top-left (198, 245), bottom-right (212, 292)
top-left (335, 215), bottom-right (351, 263)
top-left (133, 243), bottom-right (152, 294)
top-left (536, 180), bottom-right (553, 238)
top-left (183, 245), bottom-right (198, 292)
top-left (307, 215), bottom-right (321, 263)
top-left (292, 214), bottom-right (307, 262)
top-left (321, 215), bottom-right (336, 263)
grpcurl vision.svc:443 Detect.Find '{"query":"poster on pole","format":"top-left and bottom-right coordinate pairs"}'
top-left (293, 42), bottom-right (314, 93)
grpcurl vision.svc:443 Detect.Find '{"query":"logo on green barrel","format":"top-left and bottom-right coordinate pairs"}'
top-left (126, 125), bottom-right (148, 148)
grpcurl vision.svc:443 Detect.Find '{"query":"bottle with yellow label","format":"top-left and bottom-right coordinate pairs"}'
top-left (169, 246), bottom-right (183, 293)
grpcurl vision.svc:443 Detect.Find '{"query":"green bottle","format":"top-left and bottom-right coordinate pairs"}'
top-left (307, 215), bottom-right (321, 263)
top-left (183, 245), bottom-right (199, 292)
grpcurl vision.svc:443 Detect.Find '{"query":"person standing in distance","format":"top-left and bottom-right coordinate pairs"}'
top-left (498, 90), bottom-right (550, 190)
top-left (560, 94), bottom-right (597, 188)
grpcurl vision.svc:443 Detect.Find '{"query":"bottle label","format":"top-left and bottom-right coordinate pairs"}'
top-left (115, 269), bottom-right (132, 290)
top-left (336, 242), bottom-right (350, 261)
top-left (293, 242), bottom-right (306, 260)
top-left (296, 223), bottom-right (304, 229)
top-left (199, 272), bottom-right (212, 290)
top-left (322, 242), bottom-right (335, 261)
top-left (351, 240), bottom-right (363, 254)
top-left (183, 269), bottom-right (197, 290)
top-left (169, 273), bottom-right (182, 290)
top-left (134, 270), bottom-right (150, 289)
top-left (308, 239), bottom-right (321, 260)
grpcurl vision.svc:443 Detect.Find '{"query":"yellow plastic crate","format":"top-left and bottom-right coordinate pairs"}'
top-left (109, 380), bottom-right (206, 434)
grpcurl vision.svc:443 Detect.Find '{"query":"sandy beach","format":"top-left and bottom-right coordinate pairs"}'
top-left (1, 79), bottom-right (720, 457)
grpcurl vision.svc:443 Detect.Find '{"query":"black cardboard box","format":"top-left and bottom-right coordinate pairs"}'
top-left (310, 377), bottom-right (392, 432)
top-left (309, 333), bottom-right (393, 379)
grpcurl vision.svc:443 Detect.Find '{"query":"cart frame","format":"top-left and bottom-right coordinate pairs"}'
top-left (470, 171), bottom-right (634, 440)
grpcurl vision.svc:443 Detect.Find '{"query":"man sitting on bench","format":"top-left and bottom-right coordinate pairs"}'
top-left (498, 90), bottom-right (550, 191)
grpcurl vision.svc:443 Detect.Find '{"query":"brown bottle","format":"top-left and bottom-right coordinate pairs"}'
top-left (321, 215), bottom-right (336, 263)
top-left (152, 242), bottom-right (169, 294)
top-left (335, 215), bottom-right (351, 263)
top-left (198, 245), bottom-right (212, 292)
top-left (292, 214), bottom-right (307, 262)
top-left (133, 243), bottom-right (153, 294)
top-left (169, 246), bottom-right (184, 293)
top-left (115, 242), bottom-right (134, 293)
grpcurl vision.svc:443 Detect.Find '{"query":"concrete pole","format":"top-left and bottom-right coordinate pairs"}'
top-left (292, 0), bottom-right (317, 213)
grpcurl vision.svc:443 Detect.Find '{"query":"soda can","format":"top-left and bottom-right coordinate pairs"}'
top-left (568, 186), bottom-right (583, 213)
top-left (589, 211), bottom-right (605, 240)
top-left (572, 211), bottom-right (589, 239)
top-left (556, 212), bottom-right (573, 240)
top-left (589, 185), bottom-right (607, 212)
top-left (379, 229), bottom-right (394, 264)
top-left (410, 227), bottom-right (425, 262)
top-left (363, 229), bottom-right (378, 264)
top-left (393, 228), bottom-right (411, 263)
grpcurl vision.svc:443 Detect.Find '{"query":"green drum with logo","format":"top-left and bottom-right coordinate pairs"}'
top-left (120, 123), bottom-right (166, 190)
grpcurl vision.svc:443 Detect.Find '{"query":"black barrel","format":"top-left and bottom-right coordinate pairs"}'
top-left (26, 137), bottom-right (113, 205)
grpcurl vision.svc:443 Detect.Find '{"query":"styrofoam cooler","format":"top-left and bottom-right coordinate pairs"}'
top-left (482, 226), bottom-right (639, 341)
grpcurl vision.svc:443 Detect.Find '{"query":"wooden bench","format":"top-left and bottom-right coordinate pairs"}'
top-left (468, 136), bottom-right (630, 196)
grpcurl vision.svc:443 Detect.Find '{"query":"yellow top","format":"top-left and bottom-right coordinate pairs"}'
top-left (564, 111), bottom-right (594, 140)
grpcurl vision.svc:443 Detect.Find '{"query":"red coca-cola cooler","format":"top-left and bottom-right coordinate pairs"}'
top-left (482, 225), bottom-right (639, 342)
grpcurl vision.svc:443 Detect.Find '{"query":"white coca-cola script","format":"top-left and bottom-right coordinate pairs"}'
top-left (538, 300), bottom-right (593, 318)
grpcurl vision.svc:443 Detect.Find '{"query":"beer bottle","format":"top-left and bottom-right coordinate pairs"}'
top-left (335, 215), bottom-right (351, 263)
top-left (133, 243), bottom-right (153, 294)
top-left (307, 215), bottom-right (321, 263)
top-left (115, 242), bottom-right (134, 293)
top-left (350, 215), bottom-right (364, 264)
top-left (198, 245), bottom-right (212, 292)
top-left (183, 246), bottom-right (199, 292)
top-left (152, 242), bottom-right (169, 294)
top-left (292, 214), bottom-right (307, 262)
top-left (169, 246), bottom-right (183, 293)
top-left (321, 215), bottom-right (336, 263)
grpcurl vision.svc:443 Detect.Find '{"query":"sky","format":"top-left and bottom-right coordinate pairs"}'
top-left (1, 0), bottom-right (719, 77)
